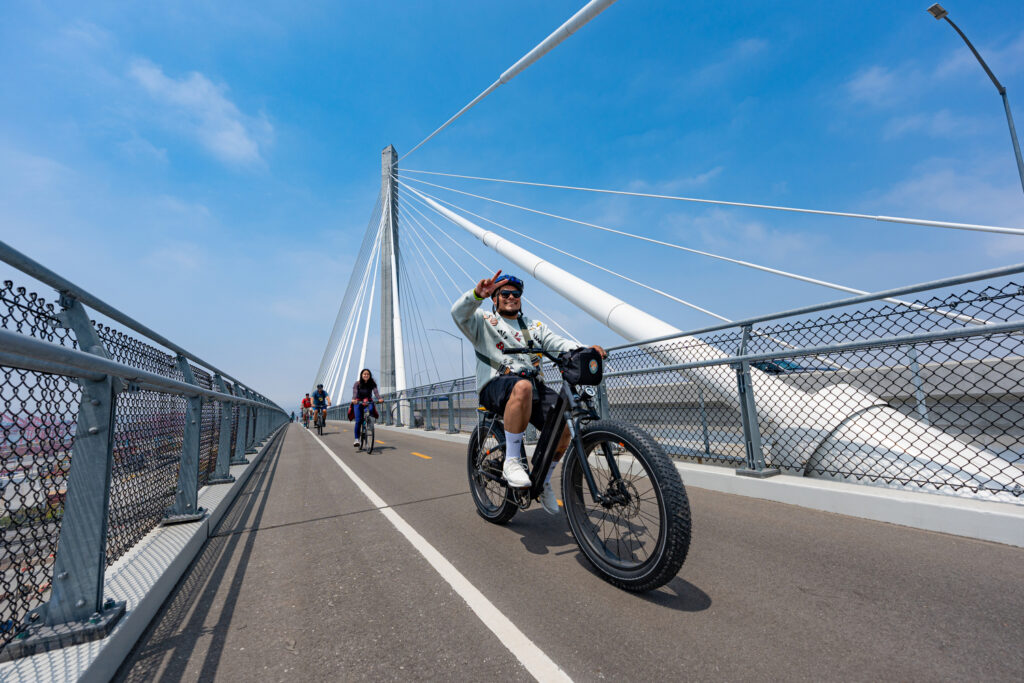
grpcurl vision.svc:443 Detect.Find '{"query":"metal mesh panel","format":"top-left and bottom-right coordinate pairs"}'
top-left (390, 281), bottom-right (1024, 501)
top-left (0, 282), bottom-right (79, 649)
top-left (107, 390), bottom-right (184, 563)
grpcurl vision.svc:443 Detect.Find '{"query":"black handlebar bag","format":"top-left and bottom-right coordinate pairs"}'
top-left (559, 347), bottom-right (603, 386)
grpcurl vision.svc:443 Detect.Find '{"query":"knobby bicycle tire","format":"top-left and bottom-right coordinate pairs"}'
top-left (561, 419), bottom-right (691, 592)
top-left (467, 422), bottom-right (517, 524)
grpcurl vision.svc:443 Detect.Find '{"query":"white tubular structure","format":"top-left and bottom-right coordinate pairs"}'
top-left (391, 217), bottom-right (408, 425)
top-left (401, 0), bottom-right (619, 160)
top-left (358, 243), bottom-right (381, 375)
top-left (409, 186), bottom-right (1015, 496)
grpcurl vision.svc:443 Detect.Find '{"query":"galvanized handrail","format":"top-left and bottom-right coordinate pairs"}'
top-left (0, 240), bottom-right (275, 406)
top-left (604, 262), bottom-right (1024, 352)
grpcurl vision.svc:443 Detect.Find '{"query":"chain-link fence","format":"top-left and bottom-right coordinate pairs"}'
top-left (0, 247), bottom-right (286, 661)
top-left (374, 277), bottom-right (1024, 504)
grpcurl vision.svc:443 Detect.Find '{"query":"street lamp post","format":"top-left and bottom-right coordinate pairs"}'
top-left (928, 4), bottom-right (1024, 194)
top-left (427, 328), bottom-right (465, 380)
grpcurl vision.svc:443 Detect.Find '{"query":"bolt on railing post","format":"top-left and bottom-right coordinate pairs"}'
top-left (8, 296), bottom-right (127, 658)
top-left (208, 376), bottom-right (236, 485)
top-left (907, 346), bottom-right (930, 425)
top-left (734, 325), bottom-right (779, 478)
top-left (697, 386), bottom-right (712, 457)
top-left (447, 393), bottom-right (457, 433)
top-left (163, 356), bottom-right (206, 523)
top-left (424, 395), bottom-right (436, 431)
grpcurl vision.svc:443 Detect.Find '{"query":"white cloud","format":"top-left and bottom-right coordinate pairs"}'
top-left (692, 38), bottom-right (769, 85)
top-left (883, 109), bottom-right (982, 139)
top-left (667, 208), bottom-right (822, 263)
top-left (626, 166), bottom-right (724, 194)
top-left (934, 31), bottom-right (1024, 80)
top-left (129, 59), bottom-right (272, 166)
top-left (143, 242), bottom-right (207, 272)
top-left (845, 65), bottom-right (901, 107)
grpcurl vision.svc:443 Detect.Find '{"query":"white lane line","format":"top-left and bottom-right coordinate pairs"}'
top-left (307, 430), bottom-right (571, 682)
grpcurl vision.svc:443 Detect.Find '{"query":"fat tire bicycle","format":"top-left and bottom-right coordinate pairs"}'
top-left (467, 347), bottom-right (692, 593)
top-left (357, 402), bottom-right (376, 454)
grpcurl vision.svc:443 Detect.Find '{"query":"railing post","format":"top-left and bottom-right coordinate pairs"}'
top-left (209, 376), bottom-right (236, 484)
top-left (244, 388), bottom-right (258, 454)
top-left (447, 393), bottom-right (457, 433)
top-left (163, 356), bottom-right (206, 523)
top-left (697, 386), bottom-right (712, 458)
top-left (595, 382), bottom-right (611, 419)
top-left (907, 346), bottom-right (930, 425)
top-left (424, 395), bottom-right (436, 431)
top-left (232, 389), bottom-right (251, 466)
top-left (5, 296), bottom-right (126, 660)
top-left (734, 325), bottom-right (779, 478)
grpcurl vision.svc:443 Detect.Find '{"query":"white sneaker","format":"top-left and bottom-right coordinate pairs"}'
top-left (539, 481), bottom-right (559, 515)
top-left (353, 439), bottom-right (360, 447)
top-left (502, 458), bottom-right (531, 488)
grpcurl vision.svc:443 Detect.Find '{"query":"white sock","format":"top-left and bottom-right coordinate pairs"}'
top-left (544, 459), bottom-right (559, 486)
top-left (504, 430), bottom-right (524, 463)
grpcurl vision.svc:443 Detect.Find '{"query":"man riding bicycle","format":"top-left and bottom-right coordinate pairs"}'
top-left (452, 270), bottom-right (606, 515)
top-left (311, 385), bottom-right (331, 426)
top-left (301, 393), bottom-right (312, 428)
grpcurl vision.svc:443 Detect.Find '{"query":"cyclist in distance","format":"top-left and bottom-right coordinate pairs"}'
top-left (301, 393), bottom-right (312, 428)
top-left (312, 384), bottom-right (331, 427)
top-left (452, 270), bottom-right (606, 514)
top-left (351, 368), bottom-right (382, 447)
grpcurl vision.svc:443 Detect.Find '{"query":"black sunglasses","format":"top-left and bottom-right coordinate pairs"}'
top-left (498, 290), bottom-right (522, 299)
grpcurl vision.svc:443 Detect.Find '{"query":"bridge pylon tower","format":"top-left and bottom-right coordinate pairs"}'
top-left (380, 145), bottom-right (407, 421)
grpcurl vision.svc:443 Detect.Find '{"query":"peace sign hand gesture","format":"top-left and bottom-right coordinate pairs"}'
top-left (474, 270), bottom-right (509, 299)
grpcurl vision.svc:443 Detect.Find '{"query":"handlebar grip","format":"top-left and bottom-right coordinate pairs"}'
top-left (502, 347), bottom-right (534, 354)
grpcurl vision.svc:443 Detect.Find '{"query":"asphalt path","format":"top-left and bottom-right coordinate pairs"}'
top-left (117, 422), bottom-right (1024, 682)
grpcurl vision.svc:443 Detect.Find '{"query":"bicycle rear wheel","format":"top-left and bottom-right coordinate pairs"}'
top-left (561, 419), bottom-right (691, 592)
top-left (467, 421), bottom-right (517, 524)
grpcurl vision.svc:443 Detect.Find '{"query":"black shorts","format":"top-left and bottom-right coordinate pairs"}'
top-left (479, 375), bottom-right (558, 431)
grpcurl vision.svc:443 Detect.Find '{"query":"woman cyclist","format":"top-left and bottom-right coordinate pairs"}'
top-left (351, 368), bottom-right (382, 447)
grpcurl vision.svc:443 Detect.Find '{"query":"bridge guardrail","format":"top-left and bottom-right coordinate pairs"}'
top-left (0, 241), bottom-right (287, 661)
top-left (372, 274), bottom-right (1024, 504)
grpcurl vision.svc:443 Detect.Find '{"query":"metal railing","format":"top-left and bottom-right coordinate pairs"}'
top-left (0, 241), bottom-right (287, 661)
top-left (366, 268), bottom-right (1024, 503)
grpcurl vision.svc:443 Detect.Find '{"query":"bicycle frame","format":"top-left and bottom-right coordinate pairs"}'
top-left (496, 348), bottom-right (624, 506)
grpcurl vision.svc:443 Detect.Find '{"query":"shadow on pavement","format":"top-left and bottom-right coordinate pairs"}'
top-left (113, 429), bottom-right (287, 682)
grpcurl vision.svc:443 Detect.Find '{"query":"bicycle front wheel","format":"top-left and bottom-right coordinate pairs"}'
top-left (561, 419), bottom-right (691, 592)
top-left (366, 419), bottom-right (375, 454)
top-left (467, 422), bottom-right (517, 524)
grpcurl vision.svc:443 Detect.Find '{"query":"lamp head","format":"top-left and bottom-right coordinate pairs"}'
top-left (927, 4), bottom-right (948, 20)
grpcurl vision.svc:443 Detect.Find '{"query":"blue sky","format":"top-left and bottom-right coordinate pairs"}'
top-left (1, 1), bottom-right (1022, 409)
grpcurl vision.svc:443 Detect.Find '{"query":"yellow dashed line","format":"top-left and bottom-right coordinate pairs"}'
top-left (558, 500), bottom-right (563, 507)
top-left (375, 439), bottom-right (387, 444)
top-left (411, 452), bottom-right (432, 460)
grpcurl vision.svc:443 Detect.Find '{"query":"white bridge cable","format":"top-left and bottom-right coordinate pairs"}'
top-left (316, 191), bottom-right (386, 384)
top-left (400, 180), bottom-right (731, 323)
top-left (401, 169), bottom-right (1024, 237)
top-left (391, 212), bottom-right (443, 387)
top-left (318, 190), bottom-right (384, 381)
top-left (357, 236), bottom-right (382, 379)
top-left (399, 175), bottom-right (991, 327)
top-left (329, 220), bottom-right (384, 396)
top-left (402, 187), bottom-right (855, 370)
top-left (400, 0), bottom-right (620, 161)
top-left (325, 214), bottom-right (385, 392)
top-left (400, 204), bottom-right (464, 295)
top-left (397, 247), bottom-right (443, 386)
top-left (399, 186), bottom-right (582, 343)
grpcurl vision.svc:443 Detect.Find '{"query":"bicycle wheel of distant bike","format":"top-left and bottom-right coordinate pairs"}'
top-left (316, 413), bottom-right (324, 436)
top-left (361, 418), bottom-right (374, 454)
top-left (467, 421), bottom-right (518, 524)
top-left (561, 419), bottom-right (691, 593)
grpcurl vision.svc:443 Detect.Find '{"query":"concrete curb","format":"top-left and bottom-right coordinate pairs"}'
top-left (0, 426), bottom-right (286, 683)
top-left (374, 424), bottom-right (1024, 548)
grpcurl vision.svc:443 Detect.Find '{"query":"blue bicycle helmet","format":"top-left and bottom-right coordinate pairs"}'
top-left (491, 274), bottom-right (524, 298)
